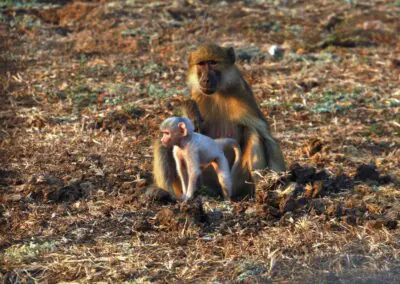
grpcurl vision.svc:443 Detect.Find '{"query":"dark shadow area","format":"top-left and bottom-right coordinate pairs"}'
top-left (0, 23), bottom-right (26, 194)
top-left (136, 162), bottom-right (398, 237)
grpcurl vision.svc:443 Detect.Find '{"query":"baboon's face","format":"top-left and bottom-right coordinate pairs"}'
top-left (196, 60), bottom-right (220, 95)
top-left (187, 44), bottom-right (236, 96)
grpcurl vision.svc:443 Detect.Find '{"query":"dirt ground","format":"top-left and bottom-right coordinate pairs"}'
top-left (0, 0), bottom-right (399, 282)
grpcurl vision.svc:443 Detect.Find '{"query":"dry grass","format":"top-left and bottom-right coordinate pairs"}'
top-left (0, 0), bottom-right (399, 282)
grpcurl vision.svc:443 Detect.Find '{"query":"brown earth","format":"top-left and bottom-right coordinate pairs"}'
top-left (0, 0), bottom-right (399, 282)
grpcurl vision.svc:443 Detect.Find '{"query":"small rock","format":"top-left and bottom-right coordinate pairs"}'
top-left (268, 45), bottom-right (284, 60)
top-left (264, 205), bottom-right (281, 218)
top-left (47, 190), bottom-right (60, 202)
top-left (236, 46), bottom-right (266, 62)
top-left (237, 50), bottom-right (252, 61)
top-left (292, 184), bottom-right (304, 197)
top-left (290, 163), bottom-right (316, 184)
top-left (80, 181), bottom-right (95, 195)
top-left (314, 170), bottom-right (329, 181)
top-left (354, 164), bottom-right (380, 182)
top-left (309, 199), bottom-right (326, 215)
top-left (379, 175), bottom-right (392, 185)
top-left (330, 174), bottom-right (354, 191)
top-left (279, 196), bottom-right (296, 214)
top-left (179, 198), bottom-right (208, 224)
top-left (60, 185), bottom-right (82, 202)
top-left (296, 197), bottom-right (308, 207)
top-left (144, 186), bottom-right (173, 204)
top-left (48, 183), bottom-right (82, 203)
top-left (385, 220), bottom-right (398, 230)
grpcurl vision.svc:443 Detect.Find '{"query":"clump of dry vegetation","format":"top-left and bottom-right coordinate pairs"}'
top-left (0, 0), bottom-right (399, 282)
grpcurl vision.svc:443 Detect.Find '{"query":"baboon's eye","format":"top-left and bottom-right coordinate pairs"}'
top-left (198, 60), bottom-right (218, 66)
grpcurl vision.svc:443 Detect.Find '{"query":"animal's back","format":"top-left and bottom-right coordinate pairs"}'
top-left (191, 133), bottom-right (223, 164)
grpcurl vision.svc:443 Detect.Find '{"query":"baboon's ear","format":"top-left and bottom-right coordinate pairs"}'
top-left (226, 47), bottom-right (235, 64)
top-left (178, 122), bottom-right (188, 137)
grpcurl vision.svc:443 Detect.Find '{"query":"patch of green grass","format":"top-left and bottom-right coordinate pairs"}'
top-left (260, 98), bottom-right (292, 110)
top-left (122, 103), bottom-right (141, 115)
top-left (115, 64), bottom-right (147, 77)
top-left (115, 64), bottom-right (130, 75)
top-left (147, 83), bottom-right (177, 98)
top-left (368, 124), bottom-right (386, 136)
top-left (271, 22), bottom-right (281, 33)
top-left (311, 89), bottom-right (362, 114)
top-left (317, 52), bottom-right (341, 63)
top-left (115, 62), bottom-right (168, 78)
top-left (292, 102), bottom-right (306, 111)
top-left (10, 14), bottom-right (41, 29)
top-left (289, 52), bottom-right (341, 63)
top-left (344, 0), bottom-right (358, 7)
top-left (104, 95), bottom-right (124, 106)
top-left (104, 83), bottom-right (131, 105)
top-left (121, 29), bottom-right (142, 37)
top-left (236, 261), bottom-right (267, 282)
top-left (0, 0), bottom-right (36, 8)
top-left (289, 24), bottom-right (302, 35)
top-left (71, 84), bottom-right (97, 110)
top-left (3, 241), bottom-right (57, 264)
top-left (143, 62), bottom-right (165, 75)
top-left (72, 92), bottom-right (97, 109)
top-left (385, 98), bottom-right (400, 108)
top-left (107, 84), bottom-right (130, 97)
top-left (79, 54), bottom-right (88, 66)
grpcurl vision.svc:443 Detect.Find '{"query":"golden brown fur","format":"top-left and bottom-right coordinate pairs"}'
top-left (152, 43), bottom-right (285, 199)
